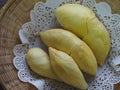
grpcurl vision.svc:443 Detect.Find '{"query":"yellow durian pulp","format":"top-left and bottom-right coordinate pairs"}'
top-left (49, 47), bottom-right (88, 89)
top-left (26, 48), bottom-right (60, 80)
top-left (55, 4), bottom-right (111, 66)
top-left (40, 29), bottom-right (97, 75)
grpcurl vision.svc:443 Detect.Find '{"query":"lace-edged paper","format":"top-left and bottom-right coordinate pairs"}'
top-left (13, 0), bottom-right (120, 90)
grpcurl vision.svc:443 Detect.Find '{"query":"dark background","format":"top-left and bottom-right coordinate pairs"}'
top-left (0, 0), bottom-right (7, 8)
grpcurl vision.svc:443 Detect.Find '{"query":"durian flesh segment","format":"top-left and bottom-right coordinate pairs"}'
top-left (49, 47), bottom-right (88, 89)
top-left (55, 4), bottom-right (95, 38)
top-left (40, 29), bottom-right (97, 75)
top-left (26, 48), bottom-right (59, 80)
top-left (71, 41), bottom-right (97, 75)
top-left (55, 4), bottom-right (111, 66)
top-left (83, 17), bottom-right (111, 66)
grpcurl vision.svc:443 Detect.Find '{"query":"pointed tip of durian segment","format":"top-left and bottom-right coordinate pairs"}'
top-left (48, 47), bottom-right (59, 62)
top-left (49, 47), bottom-right (55, 55)
top-left (49, 47), bottom-right (54, 51)
top-left (49, 47), bottom-right (60, 56)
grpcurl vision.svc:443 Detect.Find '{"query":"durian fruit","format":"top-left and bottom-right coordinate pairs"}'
top-left (55, 4), bottom-right (110, 66)
top-left (40, 29), bottom-right (97, 75)
top-left (49, 47), bottom-right (88, 89)
top-left (26, 48), bottom-right (60, 80)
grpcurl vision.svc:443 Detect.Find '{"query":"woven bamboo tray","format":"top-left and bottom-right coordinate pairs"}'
top-left (0, 0), bottom-right (120, 90)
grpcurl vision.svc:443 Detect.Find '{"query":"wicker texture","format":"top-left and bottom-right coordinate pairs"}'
top-left (0, 0), bottom-right (44, 89)
top-left (0, 0), bottom-right (120, 90)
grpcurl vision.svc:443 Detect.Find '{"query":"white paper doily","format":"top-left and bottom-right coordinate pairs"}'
top-left (13, 0), bottom-right (120, 90)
